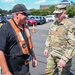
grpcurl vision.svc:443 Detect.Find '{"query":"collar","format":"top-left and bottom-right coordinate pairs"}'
top-left (54, 21), bottom-right (63, 25)
top-left (54, 18), bottom-right (67, 26)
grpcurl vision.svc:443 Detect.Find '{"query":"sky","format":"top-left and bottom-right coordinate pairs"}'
top-left (0, 0), bottom-right (75, 11)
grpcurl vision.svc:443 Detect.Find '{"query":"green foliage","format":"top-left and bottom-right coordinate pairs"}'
top-left (49, 5), bottom-right (55, 15)
top-left (30, 5), bottom-right (75, 17)
top-left (29, 5), bottom-right (55, 16)
top-left (40, 9), bottom-right (50, 16)
top-left (30, 9), bottom-right (41, 16)
top-left (0, 8), bottom-right (9, 15)
top-left (66, 5), bottom-right (75, 17)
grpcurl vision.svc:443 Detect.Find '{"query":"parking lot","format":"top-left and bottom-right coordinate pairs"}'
top-left (29, 18), bottom-right (75, 75)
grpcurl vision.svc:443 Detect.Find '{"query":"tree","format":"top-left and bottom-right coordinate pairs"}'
top-left (40, 9), bottom-right (50, 16)
top-left (49, 5), bottom-right (55, 15)
top-left (30, 9), bottom-right (39, 15)
top-left (0, 8), bottom-right (2, 14)
top-left (66, 5), bottom-right (75, 17)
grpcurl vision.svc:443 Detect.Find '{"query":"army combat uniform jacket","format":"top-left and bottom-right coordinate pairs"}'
top-left (45, 18), bottom-right (75, 62)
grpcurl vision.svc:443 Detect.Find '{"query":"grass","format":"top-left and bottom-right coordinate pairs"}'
top-left (0, 23), bottom-right (3, 28)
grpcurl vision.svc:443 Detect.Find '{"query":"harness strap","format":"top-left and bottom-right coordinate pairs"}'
top-left (8, 19), bottom-right (29, 54)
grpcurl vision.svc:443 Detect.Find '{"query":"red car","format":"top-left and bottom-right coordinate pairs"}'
top-left (26, 17), bottom-right (36, 26)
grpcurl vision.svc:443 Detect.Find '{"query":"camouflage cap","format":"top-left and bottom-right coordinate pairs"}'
top-left (53, 5), bottom-right (66, 14)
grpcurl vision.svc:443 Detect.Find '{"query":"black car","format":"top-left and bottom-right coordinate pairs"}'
top-left (39, 16), bottom-right (46, 24)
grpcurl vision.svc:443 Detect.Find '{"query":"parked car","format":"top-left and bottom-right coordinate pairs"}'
top-left (0, 15), bottom-right (7, 23)
top-left (29, 16), bottom-right (43, 25)
top-left (39, 16), bottom-right (46, 24)
top-left (6, 15), bottom-right (12, 20)
top-left (26, 17), bottom-right (36, 26)
top-left (45, 15), bottom-right (55, 22)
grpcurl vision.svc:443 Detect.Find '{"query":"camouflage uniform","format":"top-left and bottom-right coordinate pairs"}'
top-left (45, 5), bottom-right (75, 75)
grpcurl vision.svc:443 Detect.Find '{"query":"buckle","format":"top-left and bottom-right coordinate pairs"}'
top-left (22, 43), bottom-right (26, 48)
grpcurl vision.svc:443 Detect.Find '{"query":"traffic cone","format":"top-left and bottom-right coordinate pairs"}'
top-left (32, 24), bottom-right (36, 33)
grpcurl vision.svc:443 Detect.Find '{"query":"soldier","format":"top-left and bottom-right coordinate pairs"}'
top-left (44, 5), bottom-right (75, 75)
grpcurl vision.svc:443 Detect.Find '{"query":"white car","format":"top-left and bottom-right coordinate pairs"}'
top-left (65, 14), bottom-right (68, 18)
top-left (45, 15), bottom-right (55, 22)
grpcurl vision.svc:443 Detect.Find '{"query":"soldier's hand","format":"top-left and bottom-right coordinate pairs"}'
top-left (32, 57), bottom-right (38, 67)
top-left (44, 50), bottom-right (48, 56)
top-left (57, 59), bottom-right (66, 68)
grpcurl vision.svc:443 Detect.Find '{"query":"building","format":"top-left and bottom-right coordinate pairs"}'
top-left (59, 0), bottom-right (75, 5)
top-left (40, 0), bottom-right (75, 9)
top-left (40, 5), bottom-right (50, 9)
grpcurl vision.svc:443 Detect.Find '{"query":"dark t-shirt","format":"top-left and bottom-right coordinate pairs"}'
top-left (0, 20), bottom-right (29, 74)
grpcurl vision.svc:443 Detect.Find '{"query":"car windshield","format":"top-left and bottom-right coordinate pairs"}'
top-left (36, 17), bottom-right (39, 19)
top-left (46, 16), bottom-right (52, 18)
top-left (30, 17), bottom-right (35, 19)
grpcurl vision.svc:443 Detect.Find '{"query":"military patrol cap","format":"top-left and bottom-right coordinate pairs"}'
top-left (53, 5), bottom-right (66, 14)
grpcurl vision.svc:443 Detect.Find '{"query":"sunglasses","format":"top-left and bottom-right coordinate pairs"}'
top-left (20, 12), bottom-right (28, 17)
